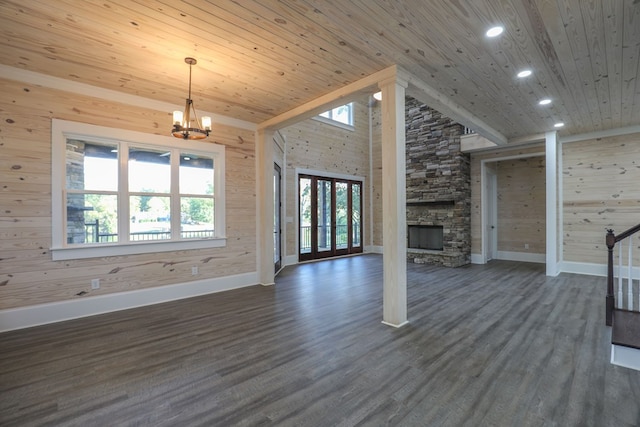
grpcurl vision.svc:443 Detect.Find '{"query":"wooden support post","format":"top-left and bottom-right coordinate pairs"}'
top-left (379, 76), bottom-right (408, 328)
top-left (545, 131), bottom-right (559, 276)
top-left (257, 128), bottom-right (275, 286)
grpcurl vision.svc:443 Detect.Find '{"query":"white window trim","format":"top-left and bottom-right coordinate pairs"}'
top-left (312, 115), bottom-right (355, 132)
top-left (51, 119), bottom-right (226, 261)
top-left (314, 102), bottom-right (354, 131)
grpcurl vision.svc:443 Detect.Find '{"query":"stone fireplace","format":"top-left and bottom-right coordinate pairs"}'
top-left (405, 98), bottom-right (471, 267)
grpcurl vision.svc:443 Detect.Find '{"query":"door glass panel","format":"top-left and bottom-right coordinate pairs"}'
top-left (317, 179), bottom-right (332, 252)
top-left (299, 177), bottom-right (312, 254)
top-left (351, 183), bottom-right (361, 248)
top-left (335, 181), bottom-right (348, 249)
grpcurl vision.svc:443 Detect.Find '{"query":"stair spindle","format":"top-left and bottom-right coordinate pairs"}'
top-left (629, 239), bottom-right (634, 311)
top-left (618, 243), bottom-right (623, 309)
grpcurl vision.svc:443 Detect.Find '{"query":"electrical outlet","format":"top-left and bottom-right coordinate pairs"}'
top-left (91, 278), bottom-right (100, 290)
top-left (191, 266), bottom-right (198, 276)
top-left (524, 243), bottom-right (529, 249)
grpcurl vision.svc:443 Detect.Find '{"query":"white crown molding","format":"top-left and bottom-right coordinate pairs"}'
top-left (560, 125), bottom-right (640, 144)
top-left (0, 64), bottom-right (257, 131)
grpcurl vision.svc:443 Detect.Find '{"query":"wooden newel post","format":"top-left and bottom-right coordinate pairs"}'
top-left (606, 229), bottom-right (616, 326)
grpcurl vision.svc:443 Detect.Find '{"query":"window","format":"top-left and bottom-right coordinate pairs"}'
top-left (317, 103), bottom-right (354, 128)
top-left (51, 119), bottom-right (225, 260)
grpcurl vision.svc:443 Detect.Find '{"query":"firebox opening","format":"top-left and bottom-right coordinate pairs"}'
top-left (408, 225), bottom-right (444, 251)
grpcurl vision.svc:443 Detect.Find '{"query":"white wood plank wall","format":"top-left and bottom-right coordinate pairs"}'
top-left (563, 133), bottom-right (640, 265)
top-left (0, 78), bottom-right (256, 309)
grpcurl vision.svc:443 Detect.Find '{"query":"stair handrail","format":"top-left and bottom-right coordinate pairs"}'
top-left (606, 223), bottom-right (640, 326)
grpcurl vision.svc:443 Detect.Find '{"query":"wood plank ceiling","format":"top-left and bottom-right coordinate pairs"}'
top-left (0, 0), bottom-right (638, 141)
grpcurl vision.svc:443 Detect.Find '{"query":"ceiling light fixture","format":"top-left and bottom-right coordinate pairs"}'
top-left (517, 69), bottom-right (532, 78)
top-left (373, 91), bottom-right (382, 101)
top-left (172, 57), bottom-right (211, 140)
top-left (539, 98), bottom-right (552, 105)
top-left (554, 122), bottom-right (565, 128)
top-left (486, 26), bottom-right (504, 37)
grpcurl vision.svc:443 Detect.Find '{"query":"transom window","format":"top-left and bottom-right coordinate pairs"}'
top-left (51, 119), bottom-right (226, 260)
top-left (318, 103), bottom-right (354, 127)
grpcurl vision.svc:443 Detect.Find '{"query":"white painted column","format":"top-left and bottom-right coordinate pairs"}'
top-left (545, 131), bottom-right (559, 276)
top-left (379, 77), bottom-right (408, 327)
top-left (257, 128), bottom-right (275, 286)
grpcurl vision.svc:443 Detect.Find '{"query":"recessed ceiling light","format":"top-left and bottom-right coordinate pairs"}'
top-left (486, 26), bottom-right (504, 37)
top-left (517, 69), bottom-right (532, 78)
top-left (554, 122), bottom-right (565, 128)
top-left (539, 98), bottom-right (552, 105)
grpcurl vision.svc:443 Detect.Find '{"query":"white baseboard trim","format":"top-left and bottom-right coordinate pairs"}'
top-left (560, 261), bottom-right (640, 279)
top-left (611, 345), bottom-right (640, 372)
top-left (471, 253), bottom-right (485, 264)
top-left (0, 272), bottom-right (258, 333)
top-left (381, 320), bottom-right (409, 328)
top-left (561, 261), bottom-right (607, 277)
top-left (365, 245), bottom-right (383, 254)
top-left (496, 251), bottom-right (546, 263)
top-left (284, 254), bottom-right (298, 267)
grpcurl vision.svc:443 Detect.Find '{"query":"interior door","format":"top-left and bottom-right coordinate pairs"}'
top-left (274, 163), bottom-right (282, 272)
top-left (485, 165), bottom-right (498, 262)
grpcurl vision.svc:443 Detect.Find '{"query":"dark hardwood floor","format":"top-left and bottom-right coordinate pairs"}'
top-left (1, 255), bottom-right (639, 426)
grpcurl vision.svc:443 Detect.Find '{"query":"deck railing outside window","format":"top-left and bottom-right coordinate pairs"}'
top-left (85, 221), bottom-right (213, 243)
top-left (300, 224), bottom-right (360, 253)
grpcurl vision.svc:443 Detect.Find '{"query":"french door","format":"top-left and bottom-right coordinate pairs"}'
top-left (299, 174), bottom-right (362, 261)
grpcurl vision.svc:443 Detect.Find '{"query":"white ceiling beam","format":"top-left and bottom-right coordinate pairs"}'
top-left (399, 69), bottom-right (508, 146)
top-left (508, 133), bottom-right (546, 145)
top-left (258, 65), bottom-right (398, 131)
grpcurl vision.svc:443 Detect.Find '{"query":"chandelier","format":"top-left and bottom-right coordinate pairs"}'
top-left (172, 57), bottom-right (211, 140)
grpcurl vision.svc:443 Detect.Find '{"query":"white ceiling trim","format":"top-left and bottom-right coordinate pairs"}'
top-left (559, 125), bottom-right (640, 144)
top-left (0, 64), bottom-right (257, 131)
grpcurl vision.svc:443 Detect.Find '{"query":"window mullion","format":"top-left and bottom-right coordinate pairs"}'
top-left (119, 142), bottom-right (130, 242)
top-left (170, 149), bottom-right (181, 240)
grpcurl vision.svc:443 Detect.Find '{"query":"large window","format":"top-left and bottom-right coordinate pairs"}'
top-left (51, 119), bottom-right (225, 260)
top-left (317, 103), bottom-right (354, 127)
